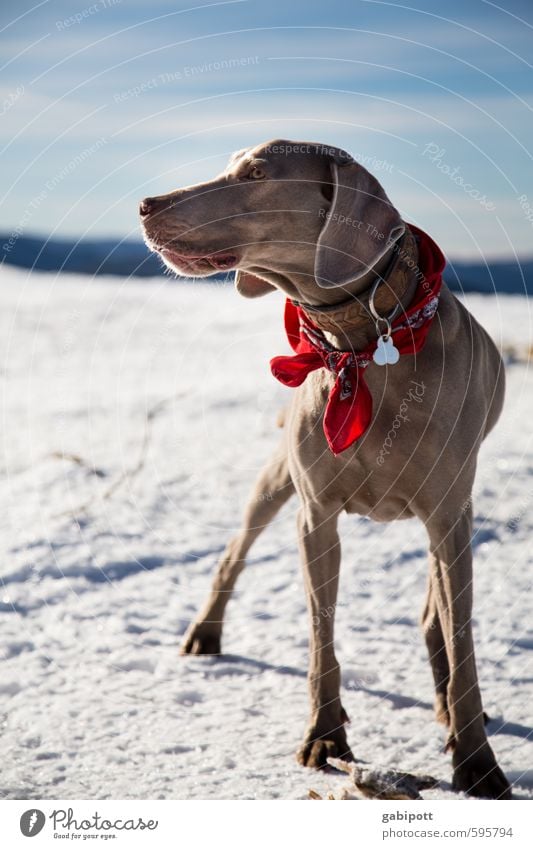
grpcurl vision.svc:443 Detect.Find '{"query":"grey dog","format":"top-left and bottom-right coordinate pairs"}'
top-left (141, 139), bottom-right (510, 799)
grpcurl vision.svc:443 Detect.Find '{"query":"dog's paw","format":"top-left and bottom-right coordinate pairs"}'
top-left (452, 749), bottom-right (512, 799)
top-left (180, 624), bottom-right (221, 656)
top-left (297, 729), bottom-right (353, 769)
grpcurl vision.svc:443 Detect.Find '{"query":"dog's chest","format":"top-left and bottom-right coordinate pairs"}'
top-left (288, 365), bottom-right (431, 520)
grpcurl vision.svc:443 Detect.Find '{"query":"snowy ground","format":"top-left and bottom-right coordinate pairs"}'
top-left (0, 267), bottom-right (532, 800)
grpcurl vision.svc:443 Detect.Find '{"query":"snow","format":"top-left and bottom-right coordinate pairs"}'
top-left (0, 267), bottom-right (532, 800)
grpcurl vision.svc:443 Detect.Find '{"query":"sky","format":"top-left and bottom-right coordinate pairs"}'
top-left (1, 0), bottom-right (532, 259)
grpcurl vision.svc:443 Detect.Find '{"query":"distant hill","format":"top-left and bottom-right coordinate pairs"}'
top-left (2, 233), bottom-right (532, 294)
top-left (1, 233), bottom-right (162, 278)
top-left (444, 258), bottom-right (533, 295)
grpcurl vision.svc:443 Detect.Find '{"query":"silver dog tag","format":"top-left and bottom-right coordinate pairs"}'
top-left (373, 335), bottom-right (400, 366)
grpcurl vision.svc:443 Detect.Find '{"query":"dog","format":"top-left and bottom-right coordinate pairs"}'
top-left (140, 139), bottom-right (511, 799)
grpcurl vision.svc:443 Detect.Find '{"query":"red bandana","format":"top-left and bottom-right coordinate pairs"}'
top-left (270, 225), bottom-right (445, 455)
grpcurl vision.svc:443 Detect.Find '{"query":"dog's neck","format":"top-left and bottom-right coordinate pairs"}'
top-left (296, 228), bottom-right (419, 350)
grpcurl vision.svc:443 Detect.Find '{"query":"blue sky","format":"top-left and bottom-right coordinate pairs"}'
top-left (1, 0), bottom-right (532, 258)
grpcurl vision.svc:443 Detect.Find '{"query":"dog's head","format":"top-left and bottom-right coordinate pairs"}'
top-left (140, 138), bottom-right (404, 301)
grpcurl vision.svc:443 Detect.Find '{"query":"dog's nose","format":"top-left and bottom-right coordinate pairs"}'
top-left (139, 197), bottom-right (156, 217)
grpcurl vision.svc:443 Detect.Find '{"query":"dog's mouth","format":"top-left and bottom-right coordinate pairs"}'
top-left (156, 246), bottom-right (239, 276)
top-left (142, 223), bottom-right (240, 275)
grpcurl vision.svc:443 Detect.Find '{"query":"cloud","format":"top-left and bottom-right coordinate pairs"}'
top-left (1, 0), bottom-right (532, 256)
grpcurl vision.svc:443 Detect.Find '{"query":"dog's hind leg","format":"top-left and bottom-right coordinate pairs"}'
top-left (422, 572), bottom-right (450, 726)
top-left (425, 505), bottom-right (511, 799)
top-left (180, 438), bottom-right (294, 655)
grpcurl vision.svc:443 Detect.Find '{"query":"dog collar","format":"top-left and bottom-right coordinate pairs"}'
top-left (270, 225), bottom-right (445, 455)
top-left (287, 229), bottom-right (422, 342)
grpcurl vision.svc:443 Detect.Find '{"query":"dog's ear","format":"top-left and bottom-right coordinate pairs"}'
top-left (226, 147), bottom-right (251, 171)
top-left (315, 152), bottom-right (404, 289)
top-left (235, 269), bottom-right (276, 298)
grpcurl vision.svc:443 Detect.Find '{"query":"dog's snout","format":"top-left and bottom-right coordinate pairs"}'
top-left (139, 197), bottom-right (157, 217)
top-left (140, 194), bottom-right (183, 219)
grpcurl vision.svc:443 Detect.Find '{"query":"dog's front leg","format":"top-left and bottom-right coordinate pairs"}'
top-left (296, 504), bottom-right (353, 768)
top-left (181, 439), bottom-right (294, 655)
top-left (426, 508), bottom-right (511, 799)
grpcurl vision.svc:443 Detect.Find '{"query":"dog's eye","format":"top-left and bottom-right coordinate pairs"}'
top-left (248, 166), bottom-right (266, 180)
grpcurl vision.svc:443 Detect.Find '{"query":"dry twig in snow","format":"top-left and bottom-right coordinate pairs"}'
top-left (53, 393), bottom-right (184, 520)
top-left (309, 759), bottom-right (438, 800)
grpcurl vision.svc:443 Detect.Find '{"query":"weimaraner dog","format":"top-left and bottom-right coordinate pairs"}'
top-left (140, 139), bottom-right (510, 799)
